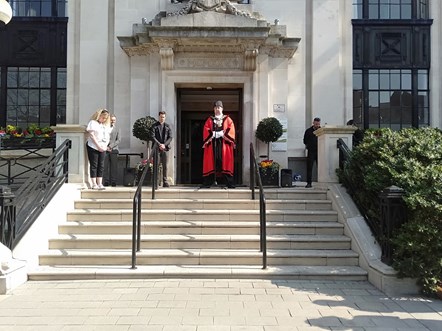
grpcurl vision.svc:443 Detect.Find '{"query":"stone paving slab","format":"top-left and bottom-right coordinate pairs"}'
top-left (0, 279), bottom-right (441, 330)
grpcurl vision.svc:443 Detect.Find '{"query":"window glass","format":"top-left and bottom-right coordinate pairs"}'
top-left (5, 67), bottom-right (65, 127)
top-left (10, 0), bottom-right (68, 17)
top-left (353, 70), bottom-right (363, 89)
top-left (369, 71), bottom-right (379, 89)
top-left (362, 0), bottom-right (427, 20)
top-left (379, 71), bottom-right (390, 89)
top-left (353, 68), bottom-right (430, 129)
top-left (402, 70), bottom-right (412, 89)
top-left (418, 70), bottom-right (428, 89)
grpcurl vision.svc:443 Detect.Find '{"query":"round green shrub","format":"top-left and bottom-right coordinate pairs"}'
top-left (255, 117), bottom-right (283, 143)
top-left (132, 116), bottom-right (156, 143)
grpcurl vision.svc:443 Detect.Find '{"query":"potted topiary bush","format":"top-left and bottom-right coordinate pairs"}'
top-left (255, 117), bottom-right (283, 158)
top-left (132, 116), bottom-right (156, 145)
top-left (255, 117), bottom-right (283, 186)
top-left (131, 116), bottom-right (156, 186)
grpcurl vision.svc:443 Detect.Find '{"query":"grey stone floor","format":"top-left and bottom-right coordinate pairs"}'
top-left (0, 279), bottom-right (441, 330)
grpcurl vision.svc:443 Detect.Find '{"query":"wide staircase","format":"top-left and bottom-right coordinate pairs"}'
top-left (28, 186), bottom-right (367, 280)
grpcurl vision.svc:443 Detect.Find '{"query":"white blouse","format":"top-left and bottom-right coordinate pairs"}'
top-left (86, 120), bottom-right (111, 151)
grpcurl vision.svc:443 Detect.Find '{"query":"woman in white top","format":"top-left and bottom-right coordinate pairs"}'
top-left (86, 108), bottom-right (112, 189)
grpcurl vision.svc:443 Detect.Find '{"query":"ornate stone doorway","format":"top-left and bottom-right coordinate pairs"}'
top-left (177, 88), bottom-right (243, 185)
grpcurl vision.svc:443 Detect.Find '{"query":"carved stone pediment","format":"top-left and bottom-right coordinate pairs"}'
top-left (117, 10), bottom-right (300, 71)
top-left (168, 0), bottom-right (253, 18)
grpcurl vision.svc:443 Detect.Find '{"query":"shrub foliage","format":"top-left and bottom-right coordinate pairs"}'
top-left (339, 127), bottom-right (442, 295)
top-left (132, 116), bottom-right (156, 143)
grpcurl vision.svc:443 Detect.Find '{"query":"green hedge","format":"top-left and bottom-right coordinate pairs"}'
top-left (339, 127), bottom-right (442, 295)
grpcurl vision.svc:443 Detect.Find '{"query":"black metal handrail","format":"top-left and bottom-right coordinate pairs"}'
top-left (250, 143), bottom-right (267, 269)
top-left (0, 139), bottom-right (71, 249)
top-left (0, 136), bottom-right (56, 187)
top-left (337, 138), bottom-right (381, 237)
top-left (131, 142), bottom-right (158, 269)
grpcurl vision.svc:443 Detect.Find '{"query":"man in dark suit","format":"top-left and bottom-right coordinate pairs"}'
top-left (303, 117), bottom-right (321, 188)
top-left (152, 111), bottom-right (173, 187)
top-left (104, 114), bottom-right (121, 187)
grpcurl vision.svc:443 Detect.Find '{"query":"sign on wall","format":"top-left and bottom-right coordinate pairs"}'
top-left (271, 118), bottom-right (287, 152)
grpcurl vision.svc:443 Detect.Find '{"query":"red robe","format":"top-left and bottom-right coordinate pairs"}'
top-left (202, 115), bottom-right (235, 177)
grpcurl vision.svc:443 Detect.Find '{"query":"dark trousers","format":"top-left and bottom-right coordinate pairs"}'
top-left (159, 150), bottom-right (168, 183)
top-left (104, 150), bottom-right (119, 184)
top-left (306, 152), bottom-right (317, 185)
top-left (86, 144), bottom-right (106, 178)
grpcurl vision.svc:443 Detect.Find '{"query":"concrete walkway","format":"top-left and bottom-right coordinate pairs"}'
top-left (0, 279), bottom-right (440, 330)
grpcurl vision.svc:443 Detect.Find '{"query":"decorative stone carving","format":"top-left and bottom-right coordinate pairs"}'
top-left (244, 49), bottom-right (258, 71)
top-left (169, 0), bottom-right (252, 18)
top-left (175, 53), bottom-right (242, 70)
top-left (160, 47), bottom-right (174, 70)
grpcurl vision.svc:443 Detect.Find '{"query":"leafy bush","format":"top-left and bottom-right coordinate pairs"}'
top-left (132, 116), bottom-right (156, 143)
top-left (255, 117), bottom-right (283, 157)
top-left (339, 127), bottom-right (442, 295)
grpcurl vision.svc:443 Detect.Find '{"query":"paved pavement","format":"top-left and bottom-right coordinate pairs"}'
top-left (0, 279), bottom-right (441, 330)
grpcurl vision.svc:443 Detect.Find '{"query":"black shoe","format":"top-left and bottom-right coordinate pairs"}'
top-left (227, 184), bottom-right (235, 189)
top-left (305, 183), bottom-right (312, 188)
top-left (163, 182), bottom-right (170, 188)
top-left (103, 182), bottom-right (110, 187)
top-left (111, 182), bottom-right (116, 187)
top-left (199, 184), bottom-right (211, 189)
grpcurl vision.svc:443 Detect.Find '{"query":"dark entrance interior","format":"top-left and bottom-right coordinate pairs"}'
top-left (177, 88), bottom-right (243, 185)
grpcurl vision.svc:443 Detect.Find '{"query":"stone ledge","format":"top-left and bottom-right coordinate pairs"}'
top-left (327, 184), bottom-right (420, 296)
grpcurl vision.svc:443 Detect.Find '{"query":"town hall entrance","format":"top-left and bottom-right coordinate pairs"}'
top-left (177, 88), bottom-right (243, 185)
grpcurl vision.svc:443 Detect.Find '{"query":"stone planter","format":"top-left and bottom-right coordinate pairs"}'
top-left (0, 136), bottom-right (55, 150)
top-left (135, 169), bottom-right (152, 186)
top-left (258, 167), bottom-right (279, 187)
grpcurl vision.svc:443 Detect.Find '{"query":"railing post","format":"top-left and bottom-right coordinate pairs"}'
top-left (379, 185), bottom-right (406, 265)
top-left (0, 186), bottom-right (16, 249)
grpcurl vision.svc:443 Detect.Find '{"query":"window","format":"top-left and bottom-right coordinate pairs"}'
top-left (353, 69), bottom-right (429, 129)
top-left (352, 0), bottom-right (429, 19)
top-left (10, 0), bottom-right (67, 17)
top-left (4, 67), bottom-right (66, 128)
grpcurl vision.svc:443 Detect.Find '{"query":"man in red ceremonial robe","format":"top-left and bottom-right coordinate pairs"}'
top-left (201, 100), bottom-right (236, 188)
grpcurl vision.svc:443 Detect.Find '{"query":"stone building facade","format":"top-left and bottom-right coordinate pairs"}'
top-left (67, 0), bottom-right (350, 185)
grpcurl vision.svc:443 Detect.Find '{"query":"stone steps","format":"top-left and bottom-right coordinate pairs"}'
top-left (31, 187), bottom-right (367, 281)
top-left (27, 265), bottom-right (367, 281)
top-left (47, 234), bottom-right (351, 250)
top-left (58, 221), bottom-right (344, 235)
top-left (66, 209), bottom-right (339, 222)
top-left (74, 199), bottom-right (333, 210)
top-left (38, 249), bottom-right (359, 266)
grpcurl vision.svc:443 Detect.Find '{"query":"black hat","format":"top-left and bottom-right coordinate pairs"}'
top-left (214, 100), bottom-right (223, 108)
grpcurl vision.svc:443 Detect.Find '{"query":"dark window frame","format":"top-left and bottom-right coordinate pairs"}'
top-left (353, 0), bottom-right (429, 20)
top-left (9, 0), bottom-right (67, 17)
top-left (0, 66), bottom-right (66, 128)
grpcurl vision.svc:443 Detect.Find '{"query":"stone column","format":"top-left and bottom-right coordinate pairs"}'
top-left (315, 125), bottom-right (356, 183)
top-left (52, 125), bottom-right (88, 185)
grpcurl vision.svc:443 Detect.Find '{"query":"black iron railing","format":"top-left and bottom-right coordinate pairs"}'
top-left (337, 138), bottom-right (381, 236)
top-left (337, 138), bottom-right (407, 265)
top-left (0, 139), bottom-right (71, 249)
top-left (131, 143), bottom-right (158, 269)
top-left (250, 143), bottom-right (267, 269)
top-left (0, 136), bottom-right (56, 188)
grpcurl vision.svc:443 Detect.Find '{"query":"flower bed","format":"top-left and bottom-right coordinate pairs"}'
top-left (0, 124), bottom-right (55, 150)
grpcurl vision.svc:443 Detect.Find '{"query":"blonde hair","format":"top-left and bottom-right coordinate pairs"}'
top-left (90, 108), bottom-right (111, 126)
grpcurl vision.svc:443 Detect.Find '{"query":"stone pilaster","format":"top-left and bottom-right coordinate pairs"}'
top-left (315, 125), bottom-right (356, 183)
top-left (52, 125), bottom-right (88, 186)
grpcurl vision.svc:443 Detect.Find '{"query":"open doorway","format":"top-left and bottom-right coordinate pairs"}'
top-left (177, 88), bottom-right (243, 185)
